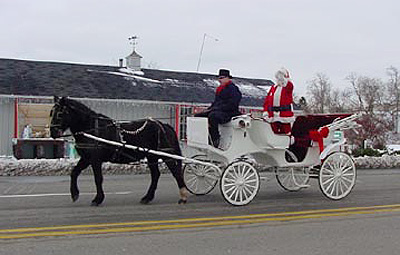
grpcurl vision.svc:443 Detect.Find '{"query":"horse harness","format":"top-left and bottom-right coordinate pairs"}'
top-left (52, 101), bottom-right (178, 165)
top-left (110, 117), bottom-right (175, 162)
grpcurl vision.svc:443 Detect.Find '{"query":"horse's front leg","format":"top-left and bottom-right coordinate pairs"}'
top-left (140, 157), bottom-right (160, 204)
top-left (91, 161), bottom-right (105, 206)
top-left (70, 158), bottom-right (90, 202)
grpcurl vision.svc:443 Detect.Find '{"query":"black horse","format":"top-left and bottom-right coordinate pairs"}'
top-left (50, 96), bottom-right (188, 206)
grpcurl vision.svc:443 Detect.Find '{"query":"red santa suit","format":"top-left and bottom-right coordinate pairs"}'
top-left (263, 68), bottom-right (295, 134)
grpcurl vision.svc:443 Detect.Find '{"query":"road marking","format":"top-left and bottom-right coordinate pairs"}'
top-left (0, 191), bottom-right (132, 198)
top-left (1, 204), bottom-right (400, 239)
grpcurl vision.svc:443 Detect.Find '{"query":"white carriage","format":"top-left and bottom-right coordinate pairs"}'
top-left (183, 113), bottom-right (360, 206)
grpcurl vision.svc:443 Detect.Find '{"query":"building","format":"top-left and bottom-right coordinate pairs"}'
top-left (0, 58), bottom-right (272, 105)
top-left (125, 50), bottom-right (142, 71)
top-left (0, 58), bottom-right (274, 156)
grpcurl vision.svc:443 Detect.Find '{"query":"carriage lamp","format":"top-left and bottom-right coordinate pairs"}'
top-left (239, 120), bottom-right (246, 128)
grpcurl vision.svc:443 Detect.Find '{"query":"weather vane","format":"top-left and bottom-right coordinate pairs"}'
top-left (128, 36), bottom-right (138, 51)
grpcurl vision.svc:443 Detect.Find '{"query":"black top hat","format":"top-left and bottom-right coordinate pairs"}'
top-left (218, 69), bottom-right (232, 78)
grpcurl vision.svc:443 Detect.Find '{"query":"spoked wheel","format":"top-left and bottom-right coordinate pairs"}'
top-left (319, 152), bottom-right (356, 200)
top-left (276, 167), bottom-right (310, 191)
top-left (183, 155), bottom-right (220, 195)
top-left (220, 161), bottom-right (260, 206)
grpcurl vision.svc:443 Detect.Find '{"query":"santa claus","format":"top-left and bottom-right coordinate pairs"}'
top-left (263, 68), bottom-right (295, 134)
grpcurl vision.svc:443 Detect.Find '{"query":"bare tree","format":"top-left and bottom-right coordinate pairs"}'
top-left (346, 73), bottom-right (365, 112)
top-left (386, 66), bottom-right (400, 133)
top-left (329, 88), bottom-right (353, 113)
top-left (345, 73), bottom-right (389, 148)
top-left (346, 74), bottom-right (384, 116)
top-left (303, 69), bottom-right (397, 149)
top-left (306, 73), bottom-right (331, 113)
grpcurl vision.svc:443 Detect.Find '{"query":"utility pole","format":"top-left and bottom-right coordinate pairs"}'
top-left (196, 33), bottom-right (219, 72)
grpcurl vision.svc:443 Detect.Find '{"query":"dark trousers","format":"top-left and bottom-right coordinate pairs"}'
top-left (194, 110), bottom-right (232, 147)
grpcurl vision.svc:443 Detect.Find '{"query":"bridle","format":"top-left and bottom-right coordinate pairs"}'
top-left (50, 103), bottom-right (69, 130)
top-left (49, 102), bottom-right (115, 137)
top-left (50, 101), bottom-right (154, 140)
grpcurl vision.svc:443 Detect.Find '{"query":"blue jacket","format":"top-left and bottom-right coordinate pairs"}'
top-left (210, 81), bottom-right (242, 117)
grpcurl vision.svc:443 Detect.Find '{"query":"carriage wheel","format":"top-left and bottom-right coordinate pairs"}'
top-left (183, 155), bottom-right (220, 195)
top-left (319, 152), bottom-right (356, 200)
top-left (275, 167), bottom-right (310, 191)
top-left (220, 161), bottom-right (260, 206)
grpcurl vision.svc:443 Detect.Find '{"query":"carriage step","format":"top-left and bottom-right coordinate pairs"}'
top-left (297, 184), bottom-right (311, 188)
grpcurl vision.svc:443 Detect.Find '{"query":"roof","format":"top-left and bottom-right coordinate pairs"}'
top-left (126, 50), bottom-right (143, 59)
top-left (0, 58), bottom-right (274, 106)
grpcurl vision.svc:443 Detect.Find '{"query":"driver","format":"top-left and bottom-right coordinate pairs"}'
top-left (195, 69), bottom-right (242, 147)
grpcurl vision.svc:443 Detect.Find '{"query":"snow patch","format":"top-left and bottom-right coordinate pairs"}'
top-left (386, 144), bottom-right (400, 154)
top-left (87, 69), bottom-right (162, 83)
top-left (1, 155), bottom-right (399, 176)
top-left (118, 68), bottom-right (144, 76)
top-left (353, 155), bottom-right (400, 169)
top-left (203, 79), bottom-right (219, 88)
top-left (236, 82), bottom-right (268, 98)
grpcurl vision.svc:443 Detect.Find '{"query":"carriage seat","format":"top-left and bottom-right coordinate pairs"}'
top-left (291, 114), bottom-right (351, 147)
top-left (284, 114), bottom-right (350, 161)
top-left (247, 119), bottom-right (292, 149)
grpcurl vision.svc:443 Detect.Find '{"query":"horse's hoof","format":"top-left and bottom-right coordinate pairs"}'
top-left (178, 199), bottom-right (187, 204)
top-left (91, 201), bottom-right (100, 206)
top-left (140, 198), bottom-right (150, 205)
top-left (71, 194), bottom-right (79, 202)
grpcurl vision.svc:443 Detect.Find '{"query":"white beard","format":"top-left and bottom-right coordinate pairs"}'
top-left (276, 77), bottom-right (288, 87)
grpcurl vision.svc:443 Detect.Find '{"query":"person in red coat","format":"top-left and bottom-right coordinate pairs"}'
top-left (263, 68), bottom-right (295, 134)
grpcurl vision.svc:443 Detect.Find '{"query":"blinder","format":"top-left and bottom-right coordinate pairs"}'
top-left (50, 103), bottom-right (69, 129)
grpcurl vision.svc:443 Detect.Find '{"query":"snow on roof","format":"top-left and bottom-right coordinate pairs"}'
top-left (0, 58), bottom-right (273, 106)
top-left (87, 69), bottom-right (162, 83)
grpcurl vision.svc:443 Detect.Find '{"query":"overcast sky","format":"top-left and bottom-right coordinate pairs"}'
top-left (1, 0), bottom-right (399, 97)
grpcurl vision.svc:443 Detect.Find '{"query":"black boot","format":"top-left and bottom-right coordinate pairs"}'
top-left (212, 138), bottom-right (220, 148)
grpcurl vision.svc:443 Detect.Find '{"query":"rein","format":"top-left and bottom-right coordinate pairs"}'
top-left (51, 102), bottom-right (153, 139)
top-left (55, 119), bottom-right (150, 139)
top-left (94, 113), bottom-right (195, 123)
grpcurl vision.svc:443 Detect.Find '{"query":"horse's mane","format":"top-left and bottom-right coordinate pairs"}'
top-left (64, 98), bottom-right (109, 119)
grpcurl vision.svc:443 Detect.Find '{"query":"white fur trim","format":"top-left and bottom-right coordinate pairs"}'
top-left (273, 86), bottom-right (282, 106)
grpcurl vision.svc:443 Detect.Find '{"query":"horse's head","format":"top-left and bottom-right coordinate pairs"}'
top-left (50, 96), bottom-right (71, 138)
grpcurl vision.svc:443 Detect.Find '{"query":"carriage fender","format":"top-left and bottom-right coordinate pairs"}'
top-left (231, 115), bottom-right (251, 129)
top-left (320, 138), bottom-right (346, 160)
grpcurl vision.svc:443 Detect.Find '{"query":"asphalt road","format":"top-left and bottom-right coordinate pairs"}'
top-left (1, 169), bottom-right (400, 255)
